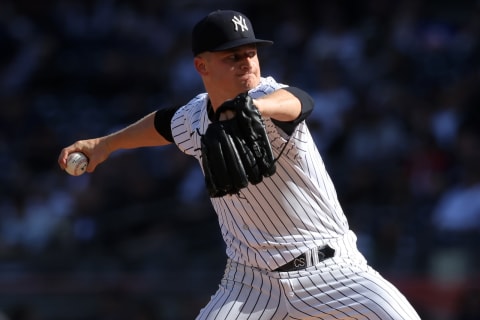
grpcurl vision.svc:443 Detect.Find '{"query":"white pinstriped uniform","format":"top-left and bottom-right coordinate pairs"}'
top-left (171, 77), bottom-right (420, 319)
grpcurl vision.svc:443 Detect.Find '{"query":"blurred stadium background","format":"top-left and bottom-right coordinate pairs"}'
top-left (0, 0), bottom-right (479, 319)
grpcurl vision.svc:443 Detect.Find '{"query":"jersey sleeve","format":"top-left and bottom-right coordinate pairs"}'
top-left (171, 94), bottom-right (209, 157)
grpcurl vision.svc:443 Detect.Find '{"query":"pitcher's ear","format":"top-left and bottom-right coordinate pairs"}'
top-left (194, 57), bottom-right (207, 74)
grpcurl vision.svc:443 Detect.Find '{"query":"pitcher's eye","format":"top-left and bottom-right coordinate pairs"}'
top-left (227, 54), bottom-right (240, 61)
top-left (224, 49), bottom-right (257, 63)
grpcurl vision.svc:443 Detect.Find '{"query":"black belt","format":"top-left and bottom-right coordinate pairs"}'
top-left (275, 245), bottom-right (335, 272)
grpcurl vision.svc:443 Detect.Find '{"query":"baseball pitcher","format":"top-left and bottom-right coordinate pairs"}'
top-left (59, 10), bottom-right (420, 320)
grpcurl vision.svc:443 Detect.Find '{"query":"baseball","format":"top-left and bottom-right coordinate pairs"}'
top-left (65, 152), bottom-right (89, 176)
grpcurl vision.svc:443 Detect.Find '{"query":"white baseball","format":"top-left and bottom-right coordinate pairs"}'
top-left (65, 152), bottom-right (89, 176)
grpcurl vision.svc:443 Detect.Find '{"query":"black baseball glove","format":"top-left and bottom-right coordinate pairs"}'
top-left (201, 93), bottom-right (276, 197)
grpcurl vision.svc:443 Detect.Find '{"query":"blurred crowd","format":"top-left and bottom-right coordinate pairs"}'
top-left (1, 0), bottom-right (480, 319)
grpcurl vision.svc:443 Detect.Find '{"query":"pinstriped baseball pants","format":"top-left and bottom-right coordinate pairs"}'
top-left (196, 235), bottom-right (420, 319)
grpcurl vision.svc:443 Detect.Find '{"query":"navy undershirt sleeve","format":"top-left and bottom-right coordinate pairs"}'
top-left (271, 87), bottom-right (314, 135)
top-left (153, 105), bottom-right (182, 143)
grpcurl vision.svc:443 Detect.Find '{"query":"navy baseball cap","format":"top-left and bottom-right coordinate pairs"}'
top-left (192, 10), bottom-right (273, 56)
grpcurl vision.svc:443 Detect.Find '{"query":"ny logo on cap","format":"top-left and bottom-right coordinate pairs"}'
top-left (232, 15), bottom-right (248, 32)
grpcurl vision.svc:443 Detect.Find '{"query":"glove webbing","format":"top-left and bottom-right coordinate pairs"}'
top-left (197, 128), bottom-right (290, 174)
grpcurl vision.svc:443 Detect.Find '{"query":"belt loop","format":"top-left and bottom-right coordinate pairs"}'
top-left (304, 248), bottom-right (312, 267)
top-left (311, 247), bottom-right (320, 265)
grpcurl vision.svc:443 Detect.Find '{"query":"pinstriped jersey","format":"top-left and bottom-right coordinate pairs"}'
top-left (171, 76), bottom-right (349, 270)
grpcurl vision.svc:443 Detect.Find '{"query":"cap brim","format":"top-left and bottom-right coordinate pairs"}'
top-left (210, 38), bottom-right (273, 52)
